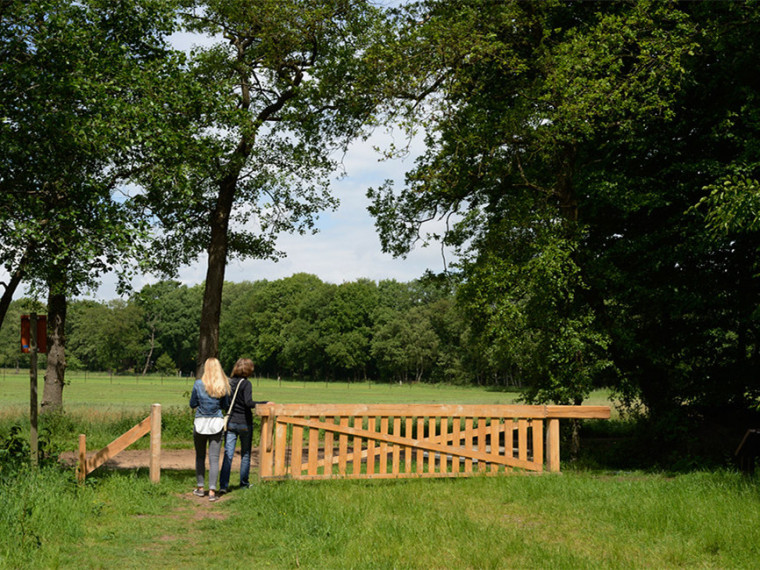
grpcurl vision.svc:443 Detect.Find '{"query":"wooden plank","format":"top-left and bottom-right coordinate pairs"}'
top-left (545, 405), bottom-right (610, 419)
top-left (274, 420), bottom-right (287, 477)
top-left (518, 419), bottom-right (528, 462)
top-left (417, 417), bottom-right (425, 473)
top-left (440, 417), bottom-right (450, 473)
top-left (392, 417), bottom-right (401, 476)
top-left (149, 404), bottom-right (161, 484)
top-left (464, 417), bottom-right (473, 473)
top-left (504, 419), bottom-right (514, 460)
top-left (338, 416), bottom-right (349, 475)
top-left (547, 418), bottom-right (560, 472)
top-left (292, 424), bottom-right (304, 477)
top-left (404, 417), bottom-right (412, 473)
top-left (352, 417), bottom-right (362, 476)
top-left (531, 419), bottom-right (543, 471)
top-left (86, 415), bottom-right (151, 474)
top-left (308, 425), bottom-right (320, 476)
top-left (367, 417), bottom-right (376, 475)
top-left (259, 415), bottom-right (273, 478)
top-left (380, 417), bottom-right (389, 474)
top-left (428, 418), bottom-right (437, 473)
top-left (261, 403), bottom-right (552, 419)
top-left (491, 417), bottom-right (500, 474)
top-left (324, 417), bottom-right (335, 476)
top-left (258, 403), bottom-right (611, 420)
top-left (452, 417), bottom-right (461, 473)
top-left (477, 418), bottom-right (487, 473)
top-left (78, 434), bottom-right (86, 483)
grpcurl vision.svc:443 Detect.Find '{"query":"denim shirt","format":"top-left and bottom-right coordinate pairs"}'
top-left (189, 379), bottom-right (230, 418)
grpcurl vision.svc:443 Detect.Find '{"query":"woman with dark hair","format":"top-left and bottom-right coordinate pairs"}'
top-left (219, 358), bottom-right (267, 492)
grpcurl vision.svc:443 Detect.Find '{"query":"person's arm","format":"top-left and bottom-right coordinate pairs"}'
top-left (189, 383), bottom-right (199, 409)
top-left (241, 379), bottom-right (256, 408)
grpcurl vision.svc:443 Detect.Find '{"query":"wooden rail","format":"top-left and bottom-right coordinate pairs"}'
top-left (77, 403), bottom-right (162, 483)
top-left (256, 404), bottom-right (610, 481)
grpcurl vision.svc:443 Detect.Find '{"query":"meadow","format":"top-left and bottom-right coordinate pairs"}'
top-left (2, 370), bottom-right (759, 569)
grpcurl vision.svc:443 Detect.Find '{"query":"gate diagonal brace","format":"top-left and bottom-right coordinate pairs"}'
top-left (278, 416), bottom-right (538, 471)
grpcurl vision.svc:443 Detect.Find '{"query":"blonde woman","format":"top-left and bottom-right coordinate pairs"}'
top-left (190, 357), bottom-right (230, 502)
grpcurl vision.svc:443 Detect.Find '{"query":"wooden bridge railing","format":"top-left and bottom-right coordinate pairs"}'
top-left (77, 403), bottom-right (161, 483)
top-left (256, 403), bottom-right (610, 481)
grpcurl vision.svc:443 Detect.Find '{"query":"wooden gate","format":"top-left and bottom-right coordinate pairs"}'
top-left (257, 403), bottom-right (610, 481)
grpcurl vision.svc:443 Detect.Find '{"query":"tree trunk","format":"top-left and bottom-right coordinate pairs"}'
top-left (41, 290), bottom-right (67, 413)
top-left (142, 325), bottom-right (155, 376)
top-left (197, 176), bottom-right (237, 375)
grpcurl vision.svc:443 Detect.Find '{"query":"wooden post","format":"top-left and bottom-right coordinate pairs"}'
top-left (78, 434), bottom-right (87, 483)
top-left (29, 313), bottom-right (38, 468)
top-left (259, 413), bottom-right (272, 479)
top-left (149, 403), bottom-right (161, 483)
top-left (546, 418), bottom-right (560, 473)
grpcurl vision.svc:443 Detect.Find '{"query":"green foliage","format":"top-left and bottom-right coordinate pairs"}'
top-left (367, 0), bottom-right (760, 430)
top-left (0, 0), bottom-right (183, 301)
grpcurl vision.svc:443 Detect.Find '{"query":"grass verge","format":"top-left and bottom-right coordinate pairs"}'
top-left (2, 465), bottom-right (759, 569)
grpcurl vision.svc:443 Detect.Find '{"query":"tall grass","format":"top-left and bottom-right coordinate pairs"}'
top-left (2, 466), bottom-right (759, 569)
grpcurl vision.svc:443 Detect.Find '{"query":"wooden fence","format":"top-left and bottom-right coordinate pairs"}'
top-left (77, 403), bottom-right (161, 483)
top-left (257, 403), bottom-right (610, 481)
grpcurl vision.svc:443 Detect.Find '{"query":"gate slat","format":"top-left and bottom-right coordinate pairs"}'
top-left (308, 424), bottom-right (319, 476)
top-left (338, 416), bottom-right (349, 475)
top-left (392, 417), bottom-right (401, 476)
top-left (324, 417), bottom-right (335, 477)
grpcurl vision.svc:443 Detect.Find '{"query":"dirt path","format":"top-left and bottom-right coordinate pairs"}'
top-left (59, 448), bottom-right (260, 470)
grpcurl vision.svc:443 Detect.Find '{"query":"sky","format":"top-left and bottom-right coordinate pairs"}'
top-left (118, 129), bottom-right (453, 300)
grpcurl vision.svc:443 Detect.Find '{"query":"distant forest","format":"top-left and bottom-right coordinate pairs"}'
top-left (1, 274), bottom-right (514, 387)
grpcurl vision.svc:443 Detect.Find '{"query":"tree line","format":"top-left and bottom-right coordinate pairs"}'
top-left (0, 274), bottom-right (521, 387)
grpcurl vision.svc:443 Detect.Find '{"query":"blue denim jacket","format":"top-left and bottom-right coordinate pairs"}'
top-left (189, 379), bottom-right (230, 418)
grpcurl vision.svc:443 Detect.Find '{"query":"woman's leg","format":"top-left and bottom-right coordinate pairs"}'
top-left (238, 426), bottom-right (253, 488)
top-left (193, 431), bottom-right (207, 489)
top-left (219, 429), bottom-right (239, 491)
top-left (207, 432), bottom-right (223, 491)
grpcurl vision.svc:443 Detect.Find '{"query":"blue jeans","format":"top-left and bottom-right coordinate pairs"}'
top-left (220, 422), bottom-right (252, 490)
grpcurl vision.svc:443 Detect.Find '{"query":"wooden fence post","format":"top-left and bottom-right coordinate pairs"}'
top-left (546, 418), bottom-right (561, 473)
top-left (78, 434), bottom-right (86, 483)
top-left (149, 403), bottom-right (161, 484)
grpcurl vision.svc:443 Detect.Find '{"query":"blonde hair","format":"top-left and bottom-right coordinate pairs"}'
top-left (201, 357), bottom-right (231, 398)
top-left (230, 358), bottom-right (254, 378)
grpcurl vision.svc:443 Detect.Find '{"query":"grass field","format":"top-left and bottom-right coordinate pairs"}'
top-left (2, 463), bottom-right (759, 568)
top-left (0, 368), bottom-right (615, 412)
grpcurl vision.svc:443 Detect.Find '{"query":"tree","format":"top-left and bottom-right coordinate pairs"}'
top-left (134, 281), bottom-right (203, 375)
top-left (0, 0), bottom-right (182, 409)
top-left (137, 0), bottom-right (387, 373)
top-left (370, 0), bottom-right (760, 458)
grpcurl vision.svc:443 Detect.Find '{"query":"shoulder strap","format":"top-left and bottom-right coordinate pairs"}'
top-left (228, 379), bottom-right (243, 411)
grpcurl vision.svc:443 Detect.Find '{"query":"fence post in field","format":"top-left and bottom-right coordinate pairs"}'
top-left (150, 403), bottom-right (161, 483)
top-left (78, 434), bottom-right (87, 483)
